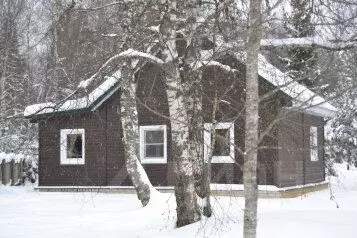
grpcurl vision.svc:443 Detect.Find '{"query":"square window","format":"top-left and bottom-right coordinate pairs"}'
top-left (60, 129), bottom-right (85, 165)
top-left (66, 134), bottom-right (83, 158)
top-left (204, 122), bottom-right (235, 163)
top-left (140, 125), bottom-right (167, 164)
top-left (212, 129), bottom-right (230, 156)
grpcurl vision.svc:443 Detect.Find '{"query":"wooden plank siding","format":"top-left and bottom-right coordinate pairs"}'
top-left (39, 111), bottom-right (108, 186)
top-left (36, 61), bottom-right (325, 187)
top-left (276, 109), bottom-right (325, 187)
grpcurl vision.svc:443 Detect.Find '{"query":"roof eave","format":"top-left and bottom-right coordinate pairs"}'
top-left (284, 105), bottom-right (337, 118)
top-left (23, 82), bottom-right (120, 120)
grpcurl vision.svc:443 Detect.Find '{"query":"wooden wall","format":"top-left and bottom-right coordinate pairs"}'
top-left (36, 61), bottom-right (325, 187)
top-left (276, 109), bottom-right (325, 187)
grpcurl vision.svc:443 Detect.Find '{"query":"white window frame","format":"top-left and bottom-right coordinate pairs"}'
top-left (60, 129), bottom-right (85, 165)
top-left (310, 126), bottom-right (318, 162)
top-left (139, 125), bottom-right (167, 164)
top-left (204, 122), bottom-right (235, 163)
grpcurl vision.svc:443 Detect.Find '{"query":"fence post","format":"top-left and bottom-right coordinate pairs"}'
top-left (0, 159), bottom-right (3, 185)
top-left (2, 159), bottom-right (11, 185)
top-left (11, 159), bottom-right (18, 186)
top-left (18, 159), bottom-right (23, 184)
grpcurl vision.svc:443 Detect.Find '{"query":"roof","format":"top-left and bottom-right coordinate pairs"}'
top-left (256, 54), bottom-right (337, 117)
top-left (24, 71), bottom-right (121, 118)
top-left (24, 55), bottom-right (337, 118)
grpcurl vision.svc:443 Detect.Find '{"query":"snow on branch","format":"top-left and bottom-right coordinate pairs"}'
top-left (78, 49), bottom-right (164, 89)
top-left (261, 37), bottom-right (357, 50)
top-left (192, 60), bottom-right (237, 73)
top-left (101, 33), bottom-right (118, 37)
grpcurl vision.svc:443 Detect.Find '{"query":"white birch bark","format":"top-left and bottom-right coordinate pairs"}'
top-left (243, 0), bottom-right (262, 237)
top-left (120, 74), bottom-right (154, 207)
top-left (164, 0), bottom-right (201, 227)
top-left (201, 87), bottom-right (218, 217)
top-left (167, 70), bottom-right (201, 227)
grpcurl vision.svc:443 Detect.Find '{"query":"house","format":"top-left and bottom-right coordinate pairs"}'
top-left (24, 54), bottom-right (337, 194)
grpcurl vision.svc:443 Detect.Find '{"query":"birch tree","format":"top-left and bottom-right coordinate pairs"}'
top-left (69, 0), bottom-right (241, 226)
top-left (119, 68), bottom-right (153, 206)
top-left (243, 0), bottom-right (262, 237)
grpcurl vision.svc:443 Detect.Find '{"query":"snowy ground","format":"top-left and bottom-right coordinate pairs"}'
top-left (1, 163), bottom-right (356, 238)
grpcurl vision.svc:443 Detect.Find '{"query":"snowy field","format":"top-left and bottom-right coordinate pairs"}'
top-left (1, 163), bottom-right (356, 238)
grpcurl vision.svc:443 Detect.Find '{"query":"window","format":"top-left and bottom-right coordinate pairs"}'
top-left (204, 122), bottom-right (235, 163)
top-left (139, 125), bottom-right (167, 164)
top-left (310, 126), bottom-right (318, 161)
top-left (60, 129), bottom-right (85, 165)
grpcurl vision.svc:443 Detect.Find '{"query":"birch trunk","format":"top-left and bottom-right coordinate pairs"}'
top-left (167, 74), bottom-right (201, 227)
top-left (164, 0), bottom-right (200, 227)
top-left (201, 87), bottom-right (218, 217)
top-left (243, 0), bottom-right (262, 237)
top-left (121, 75), bottom-right (152, 207)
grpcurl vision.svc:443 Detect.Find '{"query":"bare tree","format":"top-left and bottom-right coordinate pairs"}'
top-left (243, 0), bottom-right (262, 237)
top-left (120, 68), bottom-right (153, 206)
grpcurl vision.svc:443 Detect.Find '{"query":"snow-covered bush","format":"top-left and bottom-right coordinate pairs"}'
top-left (21, 158), bottom-right (38, 184)
top-left (0, 152), bottom-right (38, 185)
top-left (326, 97), bottom-right (357, 169)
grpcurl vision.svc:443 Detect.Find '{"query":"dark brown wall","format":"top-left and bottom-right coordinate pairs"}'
top-left (201, 56), bottom-right (286, 185)
top-left (38, 63), bottom-right (174, 187)
top-left (39, 110), bottom-right (108, 186)
top-left (202, 60), bottom-right (245, 184)
top-left (303, 113), bottom-right (325, 184)
top-left (276, 109), bottom-right (325, 187)
top-left (37, 60), bottom-right (324, 188)
top-left (38, 89), bottom-right (141, 187)
top-left (136, 63), bottom-right (173, 186)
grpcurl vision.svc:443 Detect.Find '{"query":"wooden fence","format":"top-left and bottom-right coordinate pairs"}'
top-left (1, 159), bottom-right (25, 186)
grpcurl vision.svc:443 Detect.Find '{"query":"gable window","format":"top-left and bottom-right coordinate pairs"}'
top-left (310, 126), bottom-right (318, 161)
top-left (60, 129), bottom-right (85, 165)
top-left (204, 122), bottom-right (235, 163)
top-left (139, 125), bottom-right (167, 164)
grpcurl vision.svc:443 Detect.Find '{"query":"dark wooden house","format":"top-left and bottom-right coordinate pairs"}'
top-left (24, 54), bottom-right (336, 190)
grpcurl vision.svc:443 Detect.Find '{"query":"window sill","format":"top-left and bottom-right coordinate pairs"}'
top-left (60, 158), bottom-right (85, 165)
top-left (141, 158), bottom-right (167, 164)
top-left (210, 156), bottom-right (235, 164)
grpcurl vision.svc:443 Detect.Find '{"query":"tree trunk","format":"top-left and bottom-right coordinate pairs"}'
top-left (121, 74), bottom-right (153, 207)
top-left (163, 0), bottom-right (201, 227)
top-left (201, 87), bottom-right (218, 217)
top-left (167, 74), bottom-right (201, 227)
top-left (243, 0), bottom-right (262, 238)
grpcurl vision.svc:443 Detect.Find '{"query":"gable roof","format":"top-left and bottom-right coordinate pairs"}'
top-left (24, 56), bottom-right (337, 118)
top-left (256, 54), bottom-right (337, 117)
top-left (24, 71), bottom-right (120, 118)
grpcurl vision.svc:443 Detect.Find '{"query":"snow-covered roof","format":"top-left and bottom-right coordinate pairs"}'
top-left (24, 54), bottom-right (337, 118)
top-left (24, 71), bottom-right (120, 117)
top-left (256, 54), bottom-right (337, 117)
